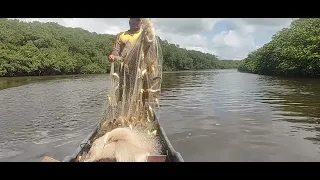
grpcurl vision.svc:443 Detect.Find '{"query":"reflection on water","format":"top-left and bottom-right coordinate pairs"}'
top-left (0, 75), bottom-right (85, 91)
top-left (0, 75), bottom-right (109, 161)
top-left (160, 69), bottom-right (320, 161)
top-left (0, 69), bottom-right (320, 161)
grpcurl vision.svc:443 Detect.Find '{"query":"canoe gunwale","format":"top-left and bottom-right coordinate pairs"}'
top-left (62, 121), bottom-right (99, 162)
top-left (158, 126), bottom-right (184, 162)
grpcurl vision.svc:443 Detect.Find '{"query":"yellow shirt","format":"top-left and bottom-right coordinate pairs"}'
top-left (111, 30), bottom-right (142, 57)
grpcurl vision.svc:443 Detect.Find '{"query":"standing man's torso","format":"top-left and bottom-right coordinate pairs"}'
top-left (118, 30), bottom-right (142, 56)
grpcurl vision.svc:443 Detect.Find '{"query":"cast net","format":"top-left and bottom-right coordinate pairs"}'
top-left (97, 18), bottom-right (163, 140)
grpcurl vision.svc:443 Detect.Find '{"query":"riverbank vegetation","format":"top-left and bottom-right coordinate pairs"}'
top-left (238, 18), bottom-right (320, 77)
top-left (0, 18), bottom-right (239, 77)
top-left (217, 60), bottom-right (241, 69)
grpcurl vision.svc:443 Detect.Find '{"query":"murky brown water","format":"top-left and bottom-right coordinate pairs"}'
top-left (0, 69), bottom-right (320, 162)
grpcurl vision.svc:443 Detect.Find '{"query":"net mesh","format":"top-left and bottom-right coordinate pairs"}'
top-left (97, 18), bottom-right (163, 141)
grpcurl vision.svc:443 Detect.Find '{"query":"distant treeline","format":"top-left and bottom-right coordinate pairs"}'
top-left (217, 60), bottom-right (241, 69)
top-left (0, 18), bottom-right (239, 77)
top-left (238, 18), bottom-right (320, 77)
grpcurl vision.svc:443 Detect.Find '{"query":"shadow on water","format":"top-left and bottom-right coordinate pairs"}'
top-left (1, 69), bottom-right (320, 162)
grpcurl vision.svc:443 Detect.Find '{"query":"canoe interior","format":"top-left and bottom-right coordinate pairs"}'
top-left (62, 116), bottom-right (184, 162)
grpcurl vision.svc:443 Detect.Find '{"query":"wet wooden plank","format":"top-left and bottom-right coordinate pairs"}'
top-left (147, 155), bottom-right (167, 162)
top-left (43, 155), bottom-right (166, 162)
top-left (94, 156), bottom-right (166, 162)
top-left (97, 158), bottom-right (117, 162)
top-left (42, 156), bottom-right (61, 162)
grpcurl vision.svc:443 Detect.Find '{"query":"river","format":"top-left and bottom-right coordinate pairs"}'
top-left (0, 69), bottom-right (319, 162)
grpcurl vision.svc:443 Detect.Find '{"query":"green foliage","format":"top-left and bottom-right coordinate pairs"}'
top-left (238, 18), bottom-right (320, 77)
top-left (0, 18), bottom-right (238, 77)
top-left (216, 60), bottom-right (241, 69)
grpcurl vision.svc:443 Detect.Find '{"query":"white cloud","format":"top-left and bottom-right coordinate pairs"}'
top-left (10, 18), bottom-right (294, 60)
top-left (211, 30), bottom-right (257, 60)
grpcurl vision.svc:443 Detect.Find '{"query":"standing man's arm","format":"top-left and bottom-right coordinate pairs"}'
top-left (109, 33), bottom-right (122, 62)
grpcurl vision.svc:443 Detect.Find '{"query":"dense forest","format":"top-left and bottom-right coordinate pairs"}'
top-left (238, 18), bottom-right (320, 77)
top-left (0, 18), bottom-right (239, 77)
top-left (218, 60), bottom-right (241, 69)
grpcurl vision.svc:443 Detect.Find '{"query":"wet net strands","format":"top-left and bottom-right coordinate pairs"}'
top-left (77, 19), bottom-right (164, 162)
top-left (98, 18), bottom-right (163, 136)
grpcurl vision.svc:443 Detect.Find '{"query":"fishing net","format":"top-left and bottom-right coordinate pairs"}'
top-left (72, 18), bottom-right (164, 162)
top-left (97, 18), bottom-right (163, 141)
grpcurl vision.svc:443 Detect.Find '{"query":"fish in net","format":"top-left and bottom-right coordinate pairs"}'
top-left (78, 18), bottom-right (164, 162)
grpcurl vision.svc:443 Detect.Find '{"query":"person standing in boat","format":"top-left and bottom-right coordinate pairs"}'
top-left (108, 18), bottom-right (142, 62)
top-left (108, 18), bottom-right (144, 117)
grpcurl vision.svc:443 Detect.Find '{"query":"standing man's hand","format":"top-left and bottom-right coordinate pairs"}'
top-left (108, 55), bottom-right (115, 62)
top-left (108, 55), bottom-right (121, 62)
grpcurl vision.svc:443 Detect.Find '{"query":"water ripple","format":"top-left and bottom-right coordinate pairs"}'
top-left (1, 70), bottom-right (320, 161)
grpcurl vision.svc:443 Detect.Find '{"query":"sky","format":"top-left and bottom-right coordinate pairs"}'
top-left (13, 18), bottom-right (294, 60)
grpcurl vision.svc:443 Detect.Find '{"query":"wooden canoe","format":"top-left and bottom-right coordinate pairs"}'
top-left (62, 115), bottom-right (184, 162)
